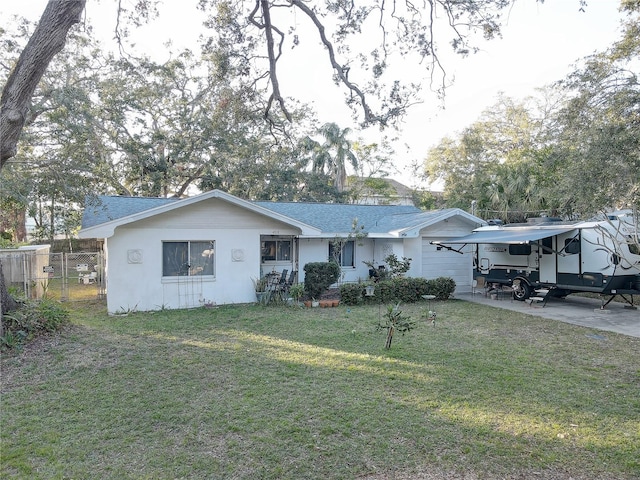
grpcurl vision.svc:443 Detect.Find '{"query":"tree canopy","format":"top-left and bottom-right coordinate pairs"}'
top-left (1, 16), bottom-right (403, 240)
top-left (424, 3), bottom-right (640, 219)
top-left (1, 0), bottom-right (637, 233)
top-left (200, 0), bottom-right (513, 126)
top-left (2, 0), bottom-right (522, 168)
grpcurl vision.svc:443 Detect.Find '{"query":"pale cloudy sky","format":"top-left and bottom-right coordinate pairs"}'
top-left (2, 1), bottom-right (627, 187)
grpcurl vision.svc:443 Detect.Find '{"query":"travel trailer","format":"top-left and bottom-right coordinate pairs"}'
top-left (434, 211), bottom-right (640, 306)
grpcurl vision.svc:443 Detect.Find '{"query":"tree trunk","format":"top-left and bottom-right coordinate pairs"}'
top-left (384, 326), bottom-right (394, 349)
top-left (0, 0), bottom-right (86, 168)
top-left (1, 259), bottom-right (19, 338)
top-left (0, 205), bottom-right (27, 242)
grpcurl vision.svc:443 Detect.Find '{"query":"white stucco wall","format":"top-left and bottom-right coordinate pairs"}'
top-left (403, 237), bottom-right (423, 278)
top-left (418, 217), bottom-right (477, 292)
top-left (297, 237), bottom-right (406, 285)
top-left (105, 199), bottom-right (299, 313)
top-left (102, 201), bottom-right (482, 310)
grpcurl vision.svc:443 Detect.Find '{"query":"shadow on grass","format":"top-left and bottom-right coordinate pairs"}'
top-left (2, 300), bottom-right (639, 479)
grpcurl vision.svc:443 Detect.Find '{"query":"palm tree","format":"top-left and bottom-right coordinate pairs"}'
top-left (315, 122), bottom-right (358, 193)
top-left (487, 159), bottom-right (545, 222)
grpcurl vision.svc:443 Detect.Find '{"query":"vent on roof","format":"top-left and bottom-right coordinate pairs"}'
top-left (526, 217), bottom-right (563, 224)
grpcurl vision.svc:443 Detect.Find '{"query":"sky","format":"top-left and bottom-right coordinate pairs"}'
top-left (1, 1), bottom-right (627, 189)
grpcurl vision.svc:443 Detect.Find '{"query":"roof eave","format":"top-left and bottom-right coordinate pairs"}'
top-left (394, 208), bottom-right (487, 237)
top-left (299, 232), bottom-right (398, 239)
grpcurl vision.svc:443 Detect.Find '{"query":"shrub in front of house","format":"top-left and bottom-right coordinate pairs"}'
top-left (369, 280), bottom-right (395, 303)
top-left (339, 283), bottom-right (365, 305)
top-left (303, 262), bottom-right (341, 300)
top-left (391, 277), bottom-right (429, 302)
top-left (429, 276), bottom-right (457, 300)
top-left (339, 277), bottom-right (456, 305)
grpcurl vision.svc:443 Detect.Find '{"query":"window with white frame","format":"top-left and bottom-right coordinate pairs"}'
top-left (261, 239), bottom-right (291, 262)
top-left (329, 240), bottom-right (355, 267)
top-left (162, 241), bottom-right (215, 277)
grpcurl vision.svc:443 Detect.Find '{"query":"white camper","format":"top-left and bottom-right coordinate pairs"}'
top-left (434, 211), bottom-right (640, 306)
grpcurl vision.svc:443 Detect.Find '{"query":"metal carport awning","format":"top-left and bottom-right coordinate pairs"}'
top-left (432, 227), bottom-right (577, 245)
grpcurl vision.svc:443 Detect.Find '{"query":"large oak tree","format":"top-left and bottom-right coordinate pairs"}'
top-left (0, 0), bottom-right (574, 317)
top-left (2, 0), bottom-right (516, 169)
top-left (1, 0), bottom-right (86, 168)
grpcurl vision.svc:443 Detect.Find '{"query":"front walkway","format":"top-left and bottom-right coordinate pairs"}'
top-left (457, 292), bottom-right (640, 338)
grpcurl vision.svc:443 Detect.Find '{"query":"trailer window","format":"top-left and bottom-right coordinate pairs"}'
top-left (541, 237), bottom-right (553, 254)
top-left (508, 244), bottom-right (531, 256)
top-left (628, 236), bottom-right (640, 256)
top-left (564, 238), bottom-right (581, 255)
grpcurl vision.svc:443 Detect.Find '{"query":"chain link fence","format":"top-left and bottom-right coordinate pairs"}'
top-left (1, 250), bottom-right (105, 302)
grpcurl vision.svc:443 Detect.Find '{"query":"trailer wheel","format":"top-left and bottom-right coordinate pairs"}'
top-left (513, 280), bottom-right (531, 301)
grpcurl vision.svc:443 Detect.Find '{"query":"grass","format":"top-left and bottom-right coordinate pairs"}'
top-left (1, 299), bottom-right (639, 479)
top-left (42, 276), bottom-right (102, 302)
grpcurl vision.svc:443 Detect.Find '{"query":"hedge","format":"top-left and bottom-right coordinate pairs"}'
top-left (303, 262), bottom-right (341, 300)
top-left (339, 276), bottom-right (456, 306)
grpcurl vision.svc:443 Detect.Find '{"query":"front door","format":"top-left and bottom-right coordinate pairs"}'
top-left (538, 236), bottom-right (556, 284)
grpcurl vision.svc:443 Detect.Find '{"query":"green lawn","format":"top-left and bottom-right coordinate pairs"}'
top-left (1, 300), bottom-right (639, 479)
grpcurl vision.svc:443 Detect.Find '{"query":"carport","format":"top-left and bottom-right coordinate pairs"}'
top-left (458, 292), bottom-right (640, 338)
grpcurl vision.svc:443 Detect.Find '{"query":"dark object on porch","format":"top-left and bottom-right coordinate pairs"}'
top-left (278, 269), bottom-right (288, 290)
top-left (283, 270), bottom-right (297, 294)
top-left (369, 265), bottom-right (387, 282)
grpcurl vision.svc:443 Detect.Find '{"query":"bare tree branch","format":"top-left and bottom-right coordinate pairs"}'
top-left (251, 0), bottom-right (292, 122)
top-left (290, 0), bottom-right (383, 125)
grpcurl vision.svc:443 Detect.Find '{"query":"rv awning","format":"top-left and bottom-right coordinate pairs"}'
top-left (433, 227), bottom-right (577, 245)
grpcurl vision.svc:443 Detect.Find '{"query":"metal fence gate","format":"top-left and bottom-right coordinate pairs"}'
top-left (1, 251), bottom-right (105, 302)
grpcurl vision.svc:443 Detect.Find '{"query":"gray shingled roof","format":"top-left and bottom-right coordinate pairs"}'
top-left (82, 195), bottom-right (464, 235)
top-left (82, 196), bottom-right (177, 229)
top-left (253, 201), bottom-right (422, 233)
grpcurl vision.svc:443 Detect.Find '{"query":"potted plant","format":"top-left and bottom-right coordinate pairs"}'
top-left (252, 276), bottom-right (270, 304)
top-left (289, 284), bottom-right (305, 306)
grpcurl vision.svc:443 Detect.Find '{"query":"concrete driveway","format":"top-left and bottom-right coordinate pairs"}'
top-left (457, 292), bottom-right (640, 338)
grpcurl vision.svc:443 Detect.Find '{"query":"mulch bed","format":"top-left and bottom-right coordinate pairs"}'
top-left (318, 288), bottom-right (341, 301)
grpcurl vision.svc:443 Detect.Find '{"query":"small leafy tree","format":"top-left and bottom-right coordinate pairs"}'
top-left (376, 303), bottom-right (415, 349)
top-left (384, 254), bottom-right (412, 278)
top-left (330, 217), bottom-right (368, 276)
